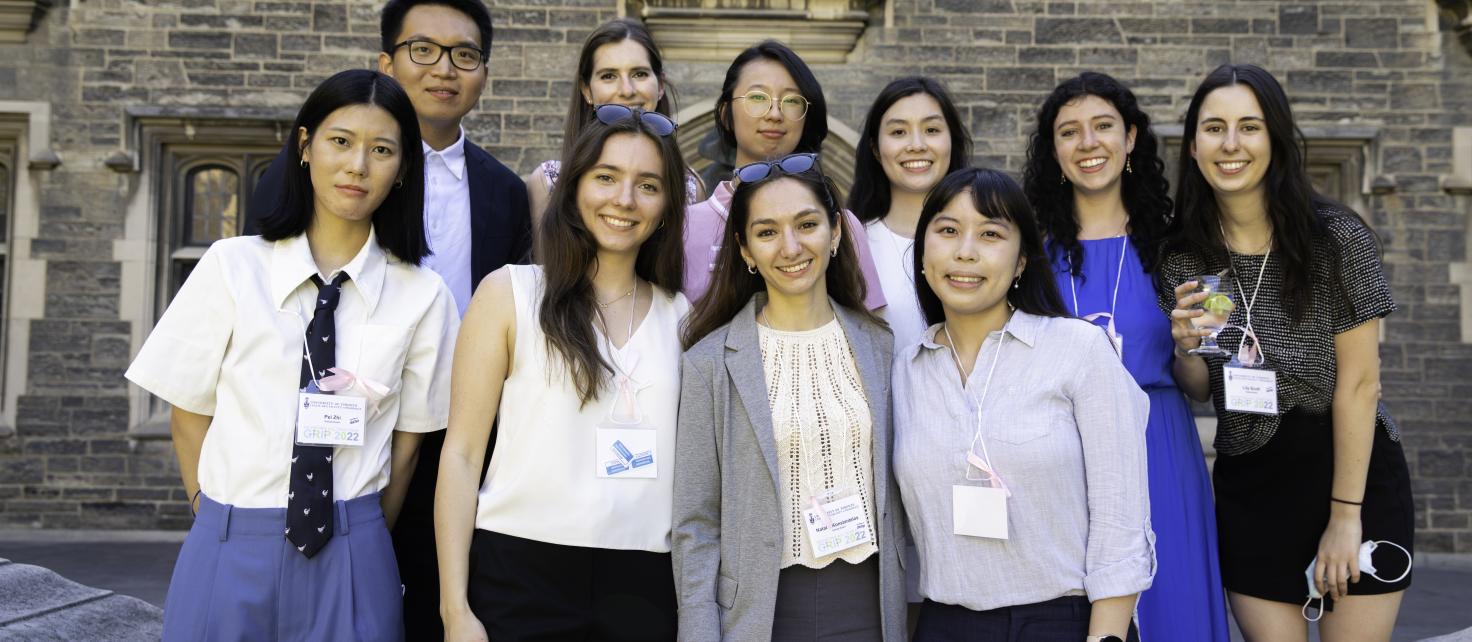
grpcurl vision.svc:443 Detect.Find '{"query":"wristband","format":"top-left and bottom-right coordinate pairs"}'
top-left (1330, 496), bottom-right (1363, 506)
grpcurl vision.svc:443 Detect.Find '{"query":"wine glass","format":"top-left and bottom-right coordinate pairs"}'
top-left (1188, 275), bottom-right (1235, 356)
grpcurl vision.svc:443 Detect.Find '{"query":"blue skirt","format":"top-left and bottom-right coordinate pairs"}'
top-left (1137, 388), bottom-right (1230, 642)
top-left (162, 493), bottom-right (403, 642)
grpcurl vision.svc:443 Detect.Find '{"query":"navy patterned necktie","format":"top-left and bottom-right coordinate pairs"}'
top-left (286, 272), bottom-right (349, 558)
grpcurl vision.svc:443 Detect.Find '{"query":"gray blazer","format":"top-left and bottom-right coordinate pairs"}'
top-left (672, 297), bottom-right (907, 641)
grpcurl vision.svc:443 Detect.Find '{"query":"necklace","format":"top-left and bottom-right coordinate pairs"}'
top-left (596, 283), bottom-right (637, 308)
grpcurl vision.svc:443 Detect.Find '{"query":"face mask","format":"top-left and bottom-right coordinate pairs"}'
top-left (1302, 540), bottom-right (1412, 621)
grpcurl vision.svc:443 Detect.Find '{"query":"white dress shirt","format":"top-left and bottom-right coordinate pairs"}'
top-left (125, 231), bottom-right (459, 508)
top-left (422, 129), bottom-right (474, 317)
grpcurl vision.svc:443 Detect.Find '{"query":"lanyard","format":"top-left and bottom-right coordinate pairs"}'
top-left (942, 323), bottom-right (1011, 496)
top-left (1068, 235), bottom-right (1128, 338)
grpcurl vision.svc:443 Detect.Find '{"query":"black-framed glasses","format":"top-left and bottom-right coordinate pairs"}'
top-left (733, 90), bottom-right (809, 120)
top-left (393, 39), bottom-right (484, 71)
top-left (593, 104), bottom-right (677, 137)
top-left (733, 153), bottom-right (819, 184)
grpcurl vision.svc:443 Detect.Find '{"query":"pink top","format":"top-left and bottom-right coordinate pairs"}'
top-left (682, 181), bottom-right (888, 310)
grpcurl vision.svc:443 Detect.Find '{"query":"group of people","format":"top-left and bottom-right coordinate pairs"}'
top-left (124, 0), bottom-right (1417, 641)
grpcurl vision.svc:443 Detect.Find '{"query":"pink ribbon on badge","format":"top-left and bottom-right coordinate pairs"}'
top-left (966, 451), bottom-right (1012, 498)
top-left (1233, 324), bottom-right (1263, 367)
top-left (317, 367), bottom-right (390, 416)
top-left (810, 497), bottom-right (834, 529)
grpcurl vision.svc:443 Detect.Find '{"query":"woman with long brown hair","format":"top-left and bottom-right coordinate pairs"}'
top-left (673, 154), bottom-right (906, 641)
top-left (436, 107), bottom-right (688, 642)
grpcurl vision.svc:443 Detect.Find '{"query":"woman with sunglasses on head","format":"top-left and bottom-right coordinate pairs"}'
top-left (125, 69), bottom-right (456, 641)
top-left (1159, 64), bottom-right (1413, 642)
top-left (850, 76), bottom-right (972, 352)
top-left (674, 155), bottom-right (906, 641)
top-left (1022, 72), bottom-right (1229, 642)
top-left (525, 18), bottom-right (702, 224)
top-left (684, 40), bottom-right (885, 309)
top-left (893, 167), bottom-right (1152, 642)
top-left (435, 108), bottom-right (688, 642)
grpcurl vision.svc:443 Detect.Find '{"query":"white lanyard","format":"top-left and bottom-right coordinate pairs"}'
top-left (1229, 249), bottom-right (1271, 365)
top-left (943, 323), bottom-right (1011, 495)
top-left (1068, 235), bottom-right (1128, 321)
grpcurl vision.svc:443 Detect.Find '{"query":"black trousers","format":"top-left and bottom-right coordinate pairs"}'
top-left (915, 596), bottom-right (1140, 642)
top-left (467, 529), bottom-right (677, 642)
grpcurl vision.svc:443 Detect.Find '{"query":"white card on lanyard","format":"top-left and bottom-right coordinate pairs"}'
top-left (594, 326), bottom-right (659, 479)
top-left (953, 484), bottom-right (1009, 539)
top-left (803, 494), bottom-right (873, 557)
top-left (296, 391), bottom-right (366, 447)
top-left (1223, 366), bottom-right (1278, 415)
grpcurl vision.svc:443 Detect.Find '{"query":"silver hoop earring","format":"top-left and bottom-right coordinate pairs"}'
top-left (300, 159), bottom-right (308, 169)
top-left (830, 245), bottom-right (839, 258)
top-left (746, 263), bottom-right (757, 275)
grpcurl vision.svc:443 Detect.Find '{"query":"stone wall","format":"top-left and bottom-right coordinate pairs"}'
top-left (0, 0), bottom-right (1468, 552)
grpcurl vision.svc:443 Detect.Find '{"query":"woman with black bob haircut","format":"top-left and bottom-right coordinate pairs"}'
top-left (674, 155), bottom-right (906, 640)
top-left (1024, 72), bottom-right (1229, 641)
top-left (127, 68), bottom-right (458, 641)
top-left (683, 40), bottom-right (885, 310)
top-left (525, 18), bottom-right (704, 223)
top-left (436, 108), bottom-right (689, 642)
top-left (1159, 64), bottom-right (1413, 642)
top-left (894, 167), bottom-right (1153, 642)
top-left (849, 75), bottom-right (972, 352)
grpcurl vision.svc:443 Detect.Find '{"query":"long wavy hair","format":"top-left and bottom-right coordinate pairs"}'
top-left (560, 18), bottom-right (675, 162)
top-left (537, 115), bottom-right (688, 406)
top-left (914, 168), bottom-right (1069, 325)
top-left (1022, 71), bottom-right (1173, 278)
top-left (849, 76), bottom-right (973, 225)
top-left (1164, 64), bottom-right (1364, 323)
top-left (682, 170), bottom-right (879, 349)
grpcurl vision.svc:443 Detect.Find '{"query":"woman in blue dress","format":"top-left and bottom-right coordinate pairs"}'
top-left (1023, 72), bottom-right (1230, 642)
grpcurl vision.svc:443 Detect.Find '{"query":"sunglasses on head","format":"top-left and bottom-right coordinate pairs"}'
top-left (733, 153), bottom-right (820, 184)
top-left (593, 104), bottom-right (677, 137)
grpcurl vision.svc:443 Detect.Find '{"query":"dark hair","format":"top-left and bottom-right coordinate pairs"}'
top-left (714, 40), bottom-right (829, 157)
top-left (1166, 64), bottom-right (1360, 323)
top-left (561, 19), bottom-right (675, 162)
top-left (682, 171), bottom-right (880, 349)
top-left (849, 76), bottom-right (972, 224)
top-left (914, 168), bottom-right (1068, 325)
top-left (537, 115), bottom-right (688, 407)
top-left (1023, 72), bottom-right (1174, 278)
top-left (261, 69), bottom-right (428, 266)
top-left (381, 0), bottom-right (494, 54)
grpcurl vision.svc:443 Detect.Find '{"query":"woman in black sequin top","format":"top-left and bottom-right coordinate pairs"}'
top-left (1156, 64), bottom-right (1413, 642)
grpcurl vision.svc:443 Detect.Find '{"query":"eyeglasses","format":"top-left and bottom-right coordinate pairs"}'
top-left (393, 39), bottom-right (485, 71)
top-left (733, 90), bottom-right (810, 121)
top-left (733, 152), bottom-right (819, 184)
top-left (593, 104), bottom-right (677, 137)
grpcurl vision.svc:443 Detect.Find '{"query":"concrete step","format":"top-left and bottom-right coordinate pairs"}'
top-left (0, 558), bottom-right (162, 640)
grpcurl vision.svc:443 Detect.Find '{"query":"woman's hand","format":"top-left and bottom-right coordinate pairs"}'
top-left (1169, 280), bottom-right (1212, 355)
top-left (442, 607), bottom-right (489, 642)
top-left (1315, 505), bottom-right (1363, 601)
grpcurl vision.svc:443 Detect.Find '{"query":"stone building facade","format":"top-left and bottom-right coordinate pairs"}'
top-left (0, 0), bottom-right (1469, 553)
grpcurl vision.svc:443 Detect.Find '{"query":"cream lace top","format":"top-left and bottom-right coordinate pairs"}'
top-left (758, 317), bottom-right (878, 569)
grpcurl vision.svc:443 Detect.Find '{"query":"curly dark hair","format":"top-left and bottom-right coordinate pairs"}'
top-left (1022, 72), bottom-right (1173, 279)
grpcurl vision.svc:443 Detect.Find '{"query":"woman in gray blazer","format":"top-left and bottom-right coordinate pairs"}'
top-left (674, 154), bottom-right (907, 642)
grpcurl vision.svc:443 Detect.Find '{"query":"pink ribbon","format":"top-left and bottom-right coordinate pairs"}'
top-left (1232, 324), bottom-right (1263, 368)
top-left (967, 451), bottom-right (1012, 498)
top-left (317, 367), bottom-right (390, 416)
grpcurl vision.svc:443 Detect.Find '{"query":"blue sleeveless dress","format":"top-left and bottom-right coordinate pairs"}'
top-left (1051, 236), bottom-right (1230, 642)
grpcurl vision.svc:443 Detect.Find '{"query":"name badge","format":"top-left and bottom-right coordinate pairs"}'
top-left (802, 494), bottom-right (872, 558)
top-left (1223, 365), bottom-right (1279, 415)
top-left (595, 427), bottom-right (657, 478)
top-left (296, 392), bottom-right (366, 447)
top-left (953, 484), bottom-right (1008, 539)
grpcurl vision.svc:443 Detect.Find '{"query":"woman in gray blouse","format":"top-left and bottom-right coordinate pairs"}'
top-left (674, 155), bottom-right (907, 641)
top-left (892, 167), bottom-right (1154, 642)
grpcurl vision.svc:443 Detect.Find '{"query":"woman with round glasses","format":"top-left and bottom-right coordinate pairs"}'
top-left (525, 18), bottom-right (702, 225)
top-left (849, 76), bottom-right (973, 352)
top-left (435, 107), bottom-right (689, 642)
top-left (1023, 72), bottom-right (1229, 641)
top-left (674, 154), bottom-right (906, 641)
top-left (684, 40), bottom-right (885, 309)
top-left (893, 168), bottom-right (1152, 642)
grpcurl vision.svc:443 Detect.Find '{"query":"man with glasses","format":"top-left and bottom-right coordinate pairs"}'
top-left (245, 1), bottom-right (530, 638)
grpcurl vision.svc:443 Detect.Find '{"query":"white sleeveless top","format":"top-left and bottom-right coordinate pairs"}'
top-left (475, 264), bottom-right (690, 552)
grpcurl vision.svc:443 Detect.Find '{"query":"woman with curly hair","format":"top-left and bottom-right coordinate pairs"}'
top-left (1023, 71), bottom-right (1229, 641)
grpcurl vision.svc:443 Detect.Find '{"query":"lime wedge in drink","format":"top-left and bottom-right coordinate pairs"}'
top-left (1203, 293), bottom-right (1235, 316)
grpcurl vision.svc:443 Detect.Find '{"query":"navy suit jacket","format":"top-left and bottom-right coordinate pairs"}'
top-left (244, 139), bottom-right (532, 286)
